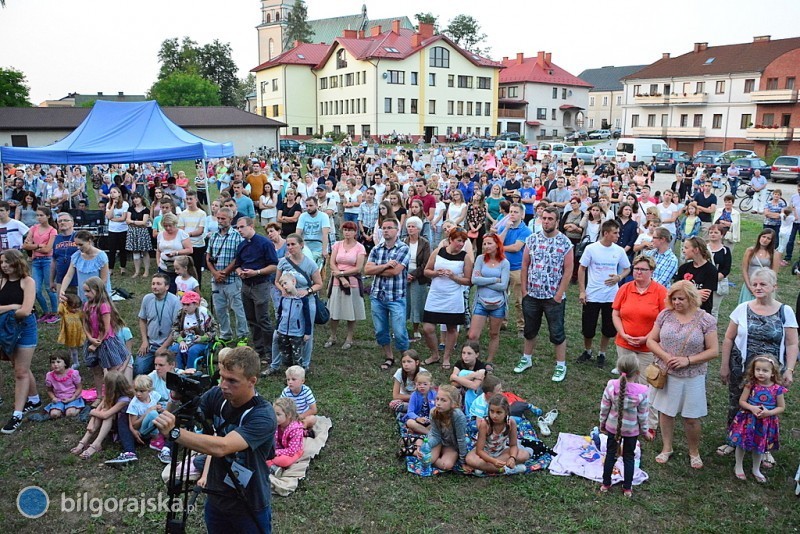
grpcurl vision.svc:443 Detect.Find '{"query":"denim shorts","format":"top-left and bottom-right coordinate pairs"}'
top-left (472, 301), bottom-right (507, 319)
top-left (17, 314), bottom-right (38, 348)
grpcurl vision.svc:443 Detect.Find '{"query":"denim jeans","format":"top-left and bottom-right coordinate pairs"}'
top-left (169, 342), bottom-right (208, 370)
top-left (602, 433), bottom-right (637, 489)
top-left (242, 281), bottom-right (274, 360)
top-left (205, 498), bottom-right (271, 534)
top-left (211, 279), bottom-right (249, 340)
top-left (32, 257), bottom-right (57, 314)
top-left (785, 222), bottom-right (800, 260)
top-left (117, 411), bottom-right (137, 454)
top-left (370, 296), bottom-right (409, 352)
top-left (139, 410), bottom-right (159, 438)
top-left (133, 349), bottom-right (156, 376)
top-left (271, 296), bottom-right (315, 370)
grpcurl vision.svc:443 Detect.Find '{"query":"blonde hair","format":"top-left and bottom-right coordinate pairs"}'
top-left (134, 374), bottom-right (153, 391)
top-left (665, 280), bottom-right (702, 310)
top-left (415, 370), bottom-right (433, 384)
top-left (286, 365), bottom-right (305, 380)
top-left (273, 397), bottom-right (301, 423)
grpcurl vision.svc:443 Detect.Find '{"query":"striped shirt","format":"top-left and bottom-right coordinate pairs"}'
top-left (280, 385), bottom-right (316, 415)
top-left (367, 240), bottom-right (410, 302)
top-left (359, 201), bottom-right (378, 231)
top-left (599, 379), bottom-right (649, 437)
top-left (207, 228), bottom-right (243, 284)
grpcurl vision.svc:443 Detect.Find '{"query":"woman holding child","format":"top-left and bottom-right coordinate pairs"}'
top-left (325, 221), bottom-right (367, 350)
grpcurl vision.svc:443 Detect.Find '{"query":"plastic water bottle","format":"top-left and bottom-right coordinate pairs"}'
top-left (420, 437), bottom-right (432, 467)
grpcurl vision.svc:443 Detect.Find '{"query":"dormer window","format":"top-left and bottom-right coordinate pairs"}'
top-left (337, 49), bottom-right (348, 69)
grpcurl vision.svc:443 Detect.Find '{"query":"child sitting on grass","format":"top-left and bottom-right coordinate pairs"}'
top-left (70, 371), bottom-right (132, 460)
top-left (127, 375), bottom-right (164, 451)
top-left (466, 394), bottom-right (531, 475)
top-left (280, 365), bottom-right (317, 437)
top-left (404, 371), bottom-right (437, 435)
top-left (414, 384), bottom-right (471, 472)
top-left (44, 353), bottom-right (85, 418)
top-left (450, 341), bottom-right (486, 414)
top-left (469, 375), bottom-right (543, 422)
top-left (389, 350), bottom-right (427, 415)
top-left (268, 397), bottom-right (306, 471)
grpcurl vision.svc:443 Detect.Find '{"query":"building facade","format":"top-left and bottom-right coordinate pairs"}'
top-left (497, 52), bottom-right (591, 141)
top-left (578, 65), bottom-right (645, 131)
top-left (621, 36), bottom-right (800, 156)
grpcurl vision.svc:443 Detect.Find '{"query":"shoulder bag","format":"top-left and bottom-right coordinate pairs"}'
top-left (284, 258), bottom-right (330, 325)
top-left (646, 316), bottom-right (700, 389)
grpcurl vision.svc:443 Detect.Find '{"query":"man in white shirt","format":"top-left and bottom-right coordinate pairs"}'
top-left (577, 220), bottom-right (631, 368)
top-left (0, 201), bottom-right (29, 250)
top-left (371, 174), bottom-right (386, 204)
top-left (178, 191), bottom-right (207, 286)
top-left (297, 196), bottom-right (330, 269)
top-left (784, 183), bottom-right (800, 262)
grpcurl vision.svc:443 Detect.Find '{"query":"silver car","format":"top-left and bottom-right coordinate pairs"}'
top-left (770, 155), bottom-right (800, 183)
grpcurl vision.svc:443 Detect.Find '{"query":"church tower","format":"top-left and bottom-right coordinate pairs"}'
top-left (257, 0), bottom-right (293, 64)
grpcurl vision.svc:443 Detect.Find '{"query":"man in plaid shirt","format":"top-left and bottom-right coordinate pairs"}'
top-left (364, 218), bottom-right (410, 370)
top-left (205, 208), bottom-right (249, 344)
top-left (358, 188), bottom-right (379, 254)
top-left (645, 227), bottom-right (679, 288)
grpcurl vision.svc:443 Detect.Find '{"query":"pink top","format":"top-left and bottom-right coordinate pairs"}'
top-left (599, 379), bottom-right (649, 437)
top-left (31, 224), bottom-right (57, 258)
top-left (46, 369), bottom-right (82, 402)
top-left (84, 302), bottom-right (113, 340)
top-left (274, 421), bottom-right (305, 458)
top-left (331, 241), bottom-right (366, 286)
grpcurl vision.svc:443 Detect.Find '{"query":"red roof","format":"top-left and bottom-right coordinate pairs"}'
top-left (500, 55), bottom-right (591, 87)
top-left (526, 121), bottom-right (542, 126)
top-left (315, 28), bottom-right (502, 70)
top-left (251, 43), bottom-right (330, 72)
top-left (559, 104), bottom-right (584, 110)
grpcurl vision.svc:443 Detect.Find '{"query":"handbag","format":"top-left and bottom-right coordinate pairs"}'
top-left (467, 229), bottom-right (479, 239)
top-left (284, 258), bottom-right (330, 325)
top-left (477, 294), bottom-right (505, 311)
top-left (647, 318), bottom-right (700, 388)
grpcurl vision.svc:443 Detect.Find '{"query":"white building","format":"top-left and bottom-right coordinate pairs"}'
top-left (578, 65), bottom-right (645, 131)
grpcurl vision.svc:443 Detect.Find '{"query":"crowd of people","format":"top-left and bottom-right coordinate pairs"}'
top-left (1, 142), bottom-right (799, 528)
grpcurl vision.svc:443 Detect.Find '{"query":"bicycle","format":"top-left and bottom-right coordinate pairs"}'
top-left (710, 177), bottom-right (728, 197)
top-left (738, 187), bottom-right (774, 212)
top-left (733, 177), bottom-right (751, 199)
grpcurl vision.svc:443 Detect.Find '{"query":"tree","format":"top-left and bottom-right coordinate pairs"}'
top-left (0, 67), bottom-right (32, 107)
top-left (148, 72), bottom-right (220, 107)
top-left (283, 0), bottom-right (314, 50)
top-left (443, 15), bottom-right (489, 55)
top-left (414, 12), bottom-right (439, 34)
top-left (232, 73), bottom-right (256, 110)
top-left (157, 37), bottom-right (199, 80)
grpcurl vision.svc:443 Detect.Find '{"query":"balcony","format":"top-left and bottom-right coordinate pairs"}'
top-left (750, 89), bottom-right (798, 104)
top-left (666, 126), bottom-right (706, 138)
top-left (633, 94), bottom-right (670, 106)
top-left (498, 108), bottom-right (526, 118)
top-left (746, 126), bottom-right (794, 141)
top-left (632, 126), bottom-right (667, 137)
top-left (669, 93), bottom-right (708, 105)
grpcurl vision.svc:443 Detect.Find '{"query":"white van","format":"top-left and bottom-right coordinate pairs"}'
top-left (616, 138), bottom-right (669, 166)
top-left (495, 140), bottom-right (523, 156)
top-left (538, 142), bottom-right (566, 161)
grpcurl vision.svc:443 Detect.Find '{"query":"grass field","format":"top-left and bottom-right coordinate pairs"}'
top-left (1, 168), bottom-right (799, 533)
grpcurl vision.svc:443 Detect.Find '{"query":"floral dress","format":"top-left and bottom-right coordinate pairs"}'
top-left (727, 383), bottom-right (787, 453)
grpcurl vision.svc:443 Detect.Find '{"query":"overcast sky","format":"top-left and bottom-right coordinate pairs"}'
top-left (3, 0), bottom-right (800, 104)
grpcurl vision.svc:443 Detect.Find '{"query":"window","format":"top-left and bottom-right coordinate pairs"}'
top-left (787, 77), bottom-right (796, 90)
top-left (484, 102), bottom-right (490, 116)
top-left (362, 125), bottom-right (370, 138)
top-left (430, 46), bottom-right (450, 68)
top-left (590, 96), bottom-right (595, 106)
top-left (740, 113), bottom-right (752, 129)
top-left (428, 100), bottom-right (436, 114)
top-left (562, 88), bottom-right (567, 99)
top-left (356, 99), bottom-right (361, 113)
top-left (457, 101), bottom-right (464, 115)
top-left (616, 95), bottom-right (622, 105)
top-left (680, 114), bottom-right (688, 127)
top-left (695, 81), bottom-right (704, 94)
top-left (329, 76), bottom-right (338, 88)
top-left (306, 127), bottom-right (313, 136)
top-left (633, 84), bottom-right (641, 95)
top-left (457, 76), bottom-right (473, 89)
top-left (631, 114), bottom-right (640, 127)
top-left (448, 101), bottom-right (454, 115)
top-left (345, 73), bottom-right (354, 86)
top-left (661, 114), bottom-right (669, 127)
top-left (355, 72), bottom-right (360, 85)
top-left (260, 81), bottom-right (268, 93)
top-left (647, 114), bottom-right (656, 127)
top-left (384, 98), bottom-right (392, 113)
top-left (448, 74), bottom-right (455, 88)
top-left (507, 86), bottom-right (518, 98)
top-left (499, 87), bottom-right (507, 99)
top-left (552, 87), bottom-right (558, 99)
top-left (319, 103), bottom-right (323, 116)
top-left (715, 80), bottom-right (725, 94)
top-left (552, 129), bottom-right (558, 138)
top-left (347, 125), bottom-right (355, 136)
top-left (334, 101), bottom-right (339, 114)
top-left (649, 84), bottom-right (658, 94)
top-left (272, 104), bottom-right (279, 117)
top-left (475, 102), bottom-right (481, 116)
top-left (410, 99), bottom-right (418, 114)
top-left (271, 78), bottom-right (278, 91)
top-left (615, 118), bottom-right (620, 128)
top-left (336, 49), bottom-right (347, 69)
top-left (712, 114), bottom-right (722, 129)
top-left (410, 72), bottom-right (418, 85)
top-left (363, 98), bottom-right (367, 112)
top-left (387, 70), bottom-right (405, 84)
top-left (766, 77), bottom-right (779, 90)
top-left (333, 125), bottom-right (341, 135)
top-left (477, 77), bottom-right (491, 89)
top-left (693, 114), bottom-right (703, 127)
top-left (292, 127), bottom-right (299, 135)
top-left (397, 98), bottom-right (405, 114)
top-left (429, 73), bottom-right (436, 86)
top-left (782, 113), bottom-right (791, 127)
top-left (602, 96), bottom-right (608, 106)
top-left (551, 109), bottom-right (556, 120)
top-left (588, 118), bottom-right (594, 128)
top-left (320, 78), bottom-right (328, 90)
top-left (467, 102), bottom-right (473, 115)
top-left (744, 79), bottom-right (755, 93)
top-left (537, 108), bottom-right (547, 120)
top-left (762, 113), bottom-right (774, 126)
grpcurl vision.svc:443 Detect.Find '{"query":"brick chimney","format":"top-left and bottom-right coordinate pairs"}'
top-left (516, 52), bottom-right (524, 65)
top-left (342, 29), bottom-right (357, 39)
top-left (662, 52), bottom-right (670, 59)
top-left (294, 40), bottom-right (301, 48)
top-left (536, 51), bottom-right (546, 67)
top-left (545, 52), bottom-right (552, 64)
top-left (411, 33), bottom-right (421, 47)
top-left (693, 42), bottom-right (708, 53)
top-left (391, 19), bottom-right (401, 34)
top-left (370, 25), bottom-right (382, 37)
top-left (418, 22), bottom-right (434, 39)
top-left (754, 35), bottom-right (771, 43)
top-left (357, 30), bottom-right (365, 39)
top-left (502, 56), bottom-right (509, 62)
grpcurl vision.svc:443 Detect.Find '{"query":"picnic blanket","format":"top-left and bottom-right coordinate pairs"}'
top-left (548, 432), bottom-right (649, 486)
top-left (271, 416), bottom-right (332, 496)
top-left (403, 417), bottom-right (553, 476)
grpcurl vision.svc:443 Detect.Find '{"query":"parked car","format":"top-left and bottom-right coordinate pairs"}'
top-left (459, 139), bottom-right (496, 150)
top-left (692, 155), bottom-right (720, 171)
top-left (715, 149), bottom-right (758, 173)
top-left (498, 132), bottom-right (521, 141)
top-left (694, 149), bottom-right (722, 159)
top-left (561, 146), bottom-right (595, 163)
top-left (495, 140), bottom-right (524, 156)
top-left (525, 145), bottom-right (538, 161)
top-left (732, 157), bottom-right (771, 180)
top-left (611, 128), bottom-right (622, 138)
top-left (279, 139), bottom-right (301, 153)
top-left (564, 130), bottom-right (588, 142)
top-left (588, 129), bottom-right (611, 140)
top-left (770, 155), bottom-right (800, 182)
top-left (616, 138), bottom-right (670, 167)
top-left (654, 150), bottom-right (691, 173)
top-left (539, 142), bottom-right (566, 161)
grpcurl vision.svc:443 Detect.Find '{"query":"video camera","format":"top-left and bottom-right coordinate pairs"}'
top-left (165, 371), bottom-right (216, 402)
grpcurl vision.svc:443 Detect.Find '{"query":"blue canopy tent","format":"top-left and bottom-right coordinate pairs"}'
top-left (0, 100), bottom-right (235, 164)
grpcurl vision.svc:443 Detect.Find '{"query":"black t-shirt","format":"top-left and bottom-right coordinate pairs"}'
top-left (454, 357), bottom-right (486, 374)
top-left (692, 192), bottom-right (717, 222)
top-left (674, 261), bottom-right (718, 314)
top-left (278, 202), bottom-right (302, 236)
top-left (128, 206), bottom-right (148, 222)
top-left (199, 387), bottom-right (276, 514)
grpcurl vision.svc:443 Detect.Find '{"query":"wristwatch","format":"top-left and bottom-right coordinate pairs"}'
top-left (169, 428), bottom-right (181, 442)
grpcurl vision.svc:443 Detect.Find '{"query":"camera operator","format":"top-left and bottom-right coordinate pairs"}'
top-left (154, 347), bottom-right (276, 534)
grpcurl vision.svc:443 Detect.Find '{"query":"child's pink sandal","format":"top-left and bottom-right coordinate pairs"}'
top-left (70, 441), bottom-right (88, 455)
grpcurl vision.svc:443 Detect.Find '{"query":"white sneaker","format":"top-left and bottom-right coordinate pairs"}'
top-left (551, 365), bottom-right (566, 382)
top-left (611, 368), bottom-right (620, 375)
top-left (543, 409), bottom-right (559, 425)
top-left (537, 416), bottom-right (551, 437)
top-left (514, 357), bottom-right (532, 374)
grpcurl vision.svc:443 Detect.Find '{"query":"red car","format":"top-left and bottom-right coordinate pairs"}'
top-left (525, 145), bottom-right (538, 161)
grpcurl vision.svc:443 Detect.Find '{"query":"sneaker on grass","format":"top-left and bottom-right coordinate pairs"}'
top-left (158, 447), bottom-right (172, 464)
top-left (551, 365), bottom-right (567, 382)
top-left (149, 434), bottom-right (166, 451)
top-left (514, 356), bottom-right (532, 374)
top-left (237, 338), bottom-right (250, 347)
top-left (105, 452), bottom-right (138, 465)
top-left (1, 415), bottom-right (22, 434)
top-left (23, 400), bottom-right (42, 413)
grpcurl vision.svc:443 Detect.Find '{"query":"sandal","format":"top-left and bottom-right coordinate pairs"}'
top-left (599, 484), bottom-right (610, 493)
top-left (689, 455), bottom-right (703, 469)
top-left (424, 356), bottom-right (441, 366)
top-left (341, 341), bottom-right (353, 350)
top-left (753, 473), bottom-right (767, 484)
top-left (80, 444), bottom-right (102, 460)
top-left (70, 441), bottom-right (88, 455)
top-left (734, 471), bottom-right (747, 481)
top-left (716, 444), bottom-right (735, 456)
top-left (380, 359), bottom-right (395, 371)
top-left (323, 338), bottom-right (337, 348)
top-left (484, 363), bottom-right (494, 374)
top-left (761, 452), bottom-right (775, 469)
top-left (441, 362), bottom-right (451, 370)
top-left (655, 451), bottom-right (673, 464)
